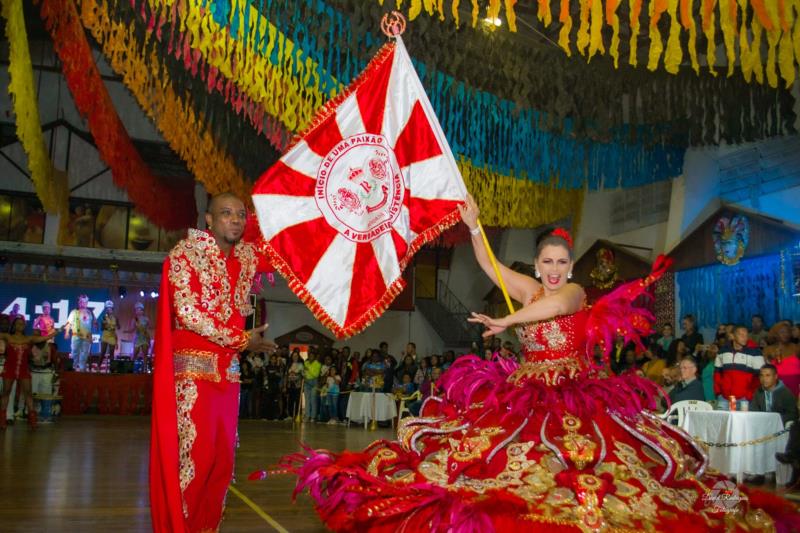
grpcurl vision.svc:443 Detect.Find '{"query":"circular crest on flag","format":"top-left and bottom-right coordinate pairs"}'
top-left (315, 134), bottom-right (405, 242)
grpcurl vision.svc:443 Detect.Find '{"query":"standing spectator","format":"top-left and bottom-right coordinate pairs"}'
top-left (750, 315), bottom-right (769, 348)
top-left (284, 350), bottom-right (304, 420)
top-left (262, 354), bottom-right (283, 420)
top-left (668, 358), bottom-right (706, 404)
top-left (395, 354), bottom-right (417, 383)
top-left (303, 350), bottom-right (322, 421)
top-left (402, 342), bottom-right (417, 362)
top-left (751, 364), bottom-right (799, 425)
top-left (679, 314), bottom-right (704, 355)
top-left (610, 335), bottom-right (635, 375)
top-left (700, 343), bottom-right (719, 401)
top-left (655, 323), bottom-right (674, 355)
top-left (763, 322), bottom-right (800, 396)
top-left (714, 325), bottom-right (764, 408)
top-left (379, 341), bottom-right (397, 367)
top-left (341, 349), bottom-right (360, 390)
top-left (362, 350), bottom-right (386, 389)
top-left (323, 367), bottom-right (342, 424)
top-left (382, 355), bottom-right (396, 393)
top-left (239, 354), bottom-right (254, 418)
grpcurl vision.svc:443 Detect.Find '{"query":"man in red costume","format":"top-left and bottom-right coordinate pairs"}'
top-left (150, 192), bottom-right (275, 533)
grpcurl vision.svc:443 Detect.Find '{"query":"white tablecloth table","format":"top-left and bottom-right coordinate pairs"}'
top-left (346, 392), bottom-right (397, 429)
top-left (681, 410), bottom-right (791, 484)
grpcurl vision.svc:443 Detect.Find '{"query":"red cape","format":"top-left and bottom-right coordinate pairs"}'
top-left (149, 263), bottom-right (186, 532)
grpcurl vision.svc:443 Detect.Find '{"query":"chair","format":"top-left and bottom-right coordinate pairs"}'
top-left (660, 399), bottom-right (714, 426)
top-left (395, 390), bottom-right (421, 428)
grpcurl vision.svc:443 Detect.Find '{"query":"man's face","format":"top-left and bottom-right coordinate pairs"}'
top-left (759, 368), bottom-right (778, 390)
top-left (379, 343), bottom-right (388, 353)
top-left (752, 316), bottom-right (764, 331)
top-left (733, 327), bottom-right (749, 347)
top-left (679, 360), bottom-right (696, 381)
top-left (682, 318), bottom-right (692, 332)
top-left (205, 196), bottom-right (246, 246)
top-left (11, 304), bottom-right (19, 313)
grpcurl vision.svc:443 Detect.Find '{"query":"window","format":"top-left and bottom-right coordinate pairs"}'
top-left (609, 180), bottom-right (672, 235)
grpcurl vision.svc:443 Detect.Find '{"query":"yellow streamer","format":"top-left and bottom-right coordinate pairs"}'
top-left (538, 0), bottom-right (552, 27)
top-left (664, 0), bottom-right (683, 73)
top-left (608, 0), bottom-right (622, 67)
top-left (629, 0), bottom-right (643, 66)
top-left (750, 11), bottom-right (766, 84)
top-left (719, 0), bottom-right (737, 76)
top-left (778, 0), bottom-right (795, 86)
top-left (589, 0), bottom-right (606, 60)
top-left (78, 0), bottom-right (251, 202)
top-left (738, 0), bottom-right (753, 81)
top-left (559, 0), bottom-right (573, 55)
top-left (701, 0), bottom-right (717, 76)
top-left (458, 158), bottom-right (584, 230)
top-left (684, 0), bottom-right (700, 73)
top-left (504, 0), bottom-right (517, 32)
top-left (576, 0), bottom-right (591, 56)
top-left (764, 0), bottom-right (782, 87)
top-left (647, 0), bottom-right (666, 71)
top-left (1, 0), bottom-right (69, 235)
top-left (794, 0), bottom-right (800, 75)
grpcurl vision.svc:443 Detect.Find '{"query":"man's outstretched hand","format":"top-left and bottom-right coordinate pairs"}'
top-left (246, 323), bottom-right (278, 353)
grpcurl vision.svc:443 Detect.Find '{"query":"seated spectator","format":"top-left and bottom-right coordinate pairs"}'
top-left (776, 423), bottom-right (800, 488)
top-left (750, 364), bottom-right (799, 425)
top-left (413, 357), bottom-right (431, 386)
top-left (640, 342), bottom-right (666, 385)
top-left (668, 357), bottom-right (706, 404)
top-left (714, 325), bottom-right (764, 408)
top-left (409, 367), bottom-right (442, 416)
top-left (763, 321), bottom-right (800, 396)
top-left (655, 323), bottom-right (674, 356)
top-left (394, 373), bottom-right (416, 396)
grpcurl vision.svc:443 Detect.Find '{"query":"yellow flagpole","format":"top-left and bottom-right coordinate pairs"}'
top-left (476, 220), bottom-right (515, 314)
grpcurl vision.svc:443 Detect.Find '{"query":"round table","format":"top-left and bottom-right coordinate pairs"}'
top-left (346, 392), bottom-right (397, 429)
top-left (681, 410), bottom-right (791, 484)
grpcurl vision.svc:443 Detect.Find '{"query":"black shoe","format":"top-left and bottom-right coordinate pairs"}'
top-left (748, 475), bottom-right (766, 485)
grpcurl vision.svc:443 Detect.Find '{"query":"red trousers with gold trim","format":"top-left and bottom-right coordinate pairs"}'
top-left (175, 378), bottom-right (239, 532)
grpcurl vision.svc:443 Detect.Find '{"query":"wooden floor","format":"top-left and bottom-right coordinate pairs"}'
top-left (0, 416), bottom-right (395, 532)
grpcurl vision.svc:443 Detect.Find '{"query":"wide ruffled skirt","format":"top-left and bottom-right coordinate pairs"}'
top-left (277, 356), bottom-right (800, 532)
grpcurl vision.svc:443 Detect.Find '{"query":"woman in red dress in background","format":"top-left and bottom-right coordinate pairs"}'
top-left (262, 196), bottom-right (800, 532)
top-left (0, 317), bottom-right (57, 429)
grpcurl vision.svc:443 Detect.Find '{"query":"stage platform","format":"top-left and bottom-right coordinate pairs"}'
top-left (60, 372), bottom-right (153, 415)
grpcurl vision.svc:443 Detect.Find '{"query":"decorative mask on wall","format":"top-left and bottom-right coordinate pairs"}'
top-left (713, 215), bottom-right (749, 266)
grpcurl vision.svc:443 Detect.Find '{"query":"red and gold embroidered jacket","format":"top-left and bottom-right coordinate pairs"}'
top-left (166, 229), bottom-right (270, 383)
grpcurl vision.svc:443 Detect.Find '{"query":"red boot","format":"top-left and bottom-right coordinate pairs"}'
top-left (27, 411), bottom-right (37, 430)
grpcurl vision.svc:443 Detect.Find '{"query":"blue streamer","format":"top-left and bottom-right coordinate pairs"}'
top-left (677, 251), bottom-right (800, 331)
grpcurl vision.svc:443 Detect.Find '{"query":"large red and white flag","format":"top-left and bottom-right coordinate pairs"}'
top-left (252, 36), bottom-right (467, 338)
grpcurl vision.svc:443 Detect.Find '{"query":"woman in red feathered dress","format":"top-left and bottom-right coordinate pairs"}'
top-left (270, 196), bottom-right (799, 532)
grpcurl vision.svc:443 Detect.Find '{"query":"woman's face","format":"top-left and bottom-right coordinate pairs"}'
top-left (662, 325), bottom-right (672, 337)
top-left (12, 318), bottom-right (25, 334)
top-left (535, 244), bottom-right (572, 291)
top-left (404, 355), bottom-right (413, 366)
top-left (430, 355), bottom-right (439, 366)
